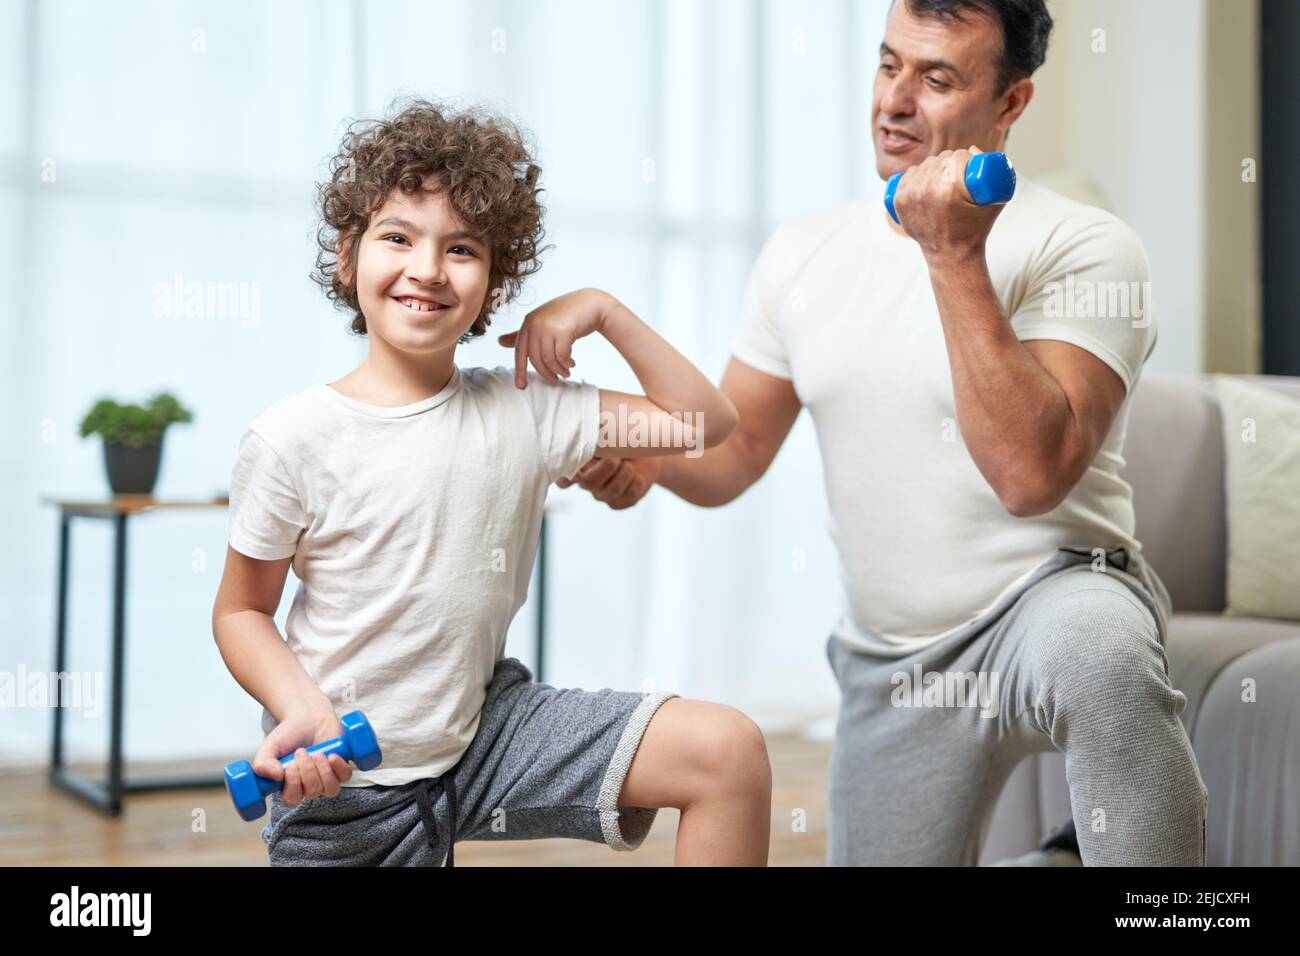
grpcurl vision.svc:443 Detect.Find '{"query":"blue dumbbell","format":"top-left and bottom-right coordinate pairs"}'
top-left (884, 151), bottom-right (1016, 224)
top-left (224, 710), bottom-right (382, 821)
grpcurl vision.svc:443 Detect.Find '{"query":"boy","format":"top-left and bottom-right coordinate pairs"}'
top-left (211, 99), bottom-right (771, 866)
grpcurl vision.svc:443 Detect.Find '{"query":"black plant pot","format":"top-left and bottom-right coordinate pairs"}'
top-left (103, 435), bottom-right (164, 496)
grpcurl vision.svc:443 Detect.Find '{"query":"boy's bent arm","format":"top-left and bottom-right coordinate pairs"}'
top-left (592, 294), bottom-right (739, 457)
top-left (212, 545), bottom-right (334, 721)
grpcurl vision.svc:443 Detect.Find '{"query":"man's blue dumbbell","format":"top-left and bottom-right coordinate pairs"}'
top-left (884, 150), bottom-right (1016, 224)
top-left (224, 710), bottom-right (382, 821)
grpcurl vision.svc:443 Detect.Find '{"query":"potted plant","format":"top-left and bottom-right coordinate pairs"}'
top-left (79, 392), bottom-right (194, 496)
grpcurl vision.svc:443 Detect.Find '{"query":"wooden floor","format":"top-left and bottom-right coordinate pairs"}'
top-left (0, 732), bottom-right (832, 867)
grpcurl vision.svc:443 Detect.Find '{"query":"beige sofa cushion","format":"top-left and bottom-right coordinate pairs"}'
top-left (1215, 376), bottom-right (1300, 620)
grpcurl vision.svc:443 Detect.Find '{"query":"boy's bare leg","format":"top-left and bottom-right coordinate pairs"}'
top-left (618, 698), bottom-right (772, 865)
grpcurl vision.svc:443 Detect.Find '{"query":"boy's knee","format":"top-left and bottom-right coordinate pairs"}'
top-left (652, 701), bottom-right (771, 804)
top-left (700, 707), bottom-right (771, 796)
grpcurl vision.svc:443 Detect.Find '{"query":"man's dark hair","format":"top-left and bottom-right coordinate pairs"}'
top-left (904, 0), bottom-right (1054, 96)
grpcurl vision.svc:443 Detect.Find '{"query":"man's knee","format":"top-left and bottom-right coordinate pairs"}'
top-left (1023, 579), bottom-right (1182, 728)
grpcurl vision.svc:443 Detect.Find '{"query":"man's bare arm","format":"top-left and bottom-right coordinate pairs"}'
top-left (894, 146), bottom-right (1129, 518)
top-left (929, 257), bottom-right (1126, 516)
top-left (1019, 338), bottom-right (1128, 510)
top-left (560, 357), bottom-right (802, 508)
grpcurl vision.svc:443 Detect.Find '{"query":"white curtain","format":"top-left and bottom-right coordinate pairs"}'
top-left (2, 0), bottom-right (891, 764)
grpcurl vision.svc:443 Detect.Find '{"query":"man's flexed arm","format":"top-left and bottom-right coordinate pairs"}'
top-left (559, 357), bottom-right (802, 508)
top-left (893, 146), bottom-right (1129, 517)
top-left (927, 261), bottom-right (1125, 516)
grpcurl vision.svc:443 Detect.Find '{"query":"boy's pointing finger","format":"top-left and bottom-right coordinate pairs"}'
top-left (512, 328), bottom-right (529, 388)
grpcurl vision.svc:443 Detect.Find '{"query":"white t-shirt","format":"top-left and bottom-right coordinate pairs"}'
top-left (733, 175), bottom-right (1157, 656)
top-left (226, 366), bottom-right (601, 785)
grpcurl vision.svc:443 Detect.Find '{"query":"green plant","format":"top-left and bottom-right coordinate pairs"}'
top-left (79, 392), bottom-right (194, 449)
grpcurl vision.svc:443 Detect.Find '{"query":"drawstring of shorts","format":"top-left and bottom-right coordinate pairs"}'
top-left (414, 773), bottom-right (457, 867)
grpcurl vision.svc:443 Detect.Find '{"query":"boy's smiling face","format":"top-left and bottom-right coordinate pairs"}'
top-left (349, 181), bottom-right (492, 355)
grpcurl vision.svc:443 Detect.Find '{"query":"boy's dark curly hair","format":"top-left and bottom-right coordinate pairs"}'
top-left (311, 97), bottom-right (546, 340)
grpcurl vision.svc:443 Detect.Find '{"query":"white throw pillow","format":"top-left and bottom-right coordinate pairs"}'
top-left (1215, 376), bottom-right (1300, 620)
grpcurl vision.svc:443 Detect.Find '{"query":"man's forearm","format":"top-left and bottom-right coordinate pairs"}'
top-left (928, 252), bottom-right (1074, 511)
top-left (655, 440), bottom-right (757, 507)
top-left (213, 611), bottom-right (333, 721)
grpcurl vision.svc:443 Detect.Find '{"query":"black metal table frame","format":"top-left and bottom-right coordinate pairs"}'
top-left (50, 505), bottom-right (224, 816)
top-left (50, 505), bottom-right (551, 817)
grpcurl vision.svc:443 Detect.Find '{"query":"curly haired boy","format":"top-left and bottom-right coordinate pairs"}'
top-left (211, 98), bottom-right (771, 866)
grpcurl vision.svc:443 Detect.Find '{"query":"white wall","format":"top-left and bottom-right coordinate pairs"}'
top-left (1018, 0), bottom-right (1220, 376)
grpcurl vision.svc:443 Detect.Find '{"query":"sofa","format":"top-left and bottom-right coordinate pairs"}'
top-left (978, 372), bottom-right (1300, 866)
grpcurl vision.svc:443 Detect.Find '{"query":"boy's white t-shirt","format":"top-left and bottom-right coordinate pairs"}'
top-left (732, 175), bottom-right (1157, 656)
top-left (227, 366), bottom-right (601, 786)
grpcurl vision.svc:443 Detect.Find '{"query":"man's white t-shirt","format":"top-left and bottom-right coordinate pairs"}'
top-left (732, 175), bottom-right (1157, 656)
top-left (226, 366), bottom-right (600, 786)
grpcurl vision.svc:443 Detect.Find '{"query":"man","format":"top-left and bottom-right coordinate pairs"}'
top-left (561, 0), bottom-right (1208, 866)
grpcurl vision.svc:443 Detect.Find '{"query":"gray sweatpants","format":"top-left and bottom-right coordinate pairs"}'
top-left (826, 546), bottom-right (1209, 866)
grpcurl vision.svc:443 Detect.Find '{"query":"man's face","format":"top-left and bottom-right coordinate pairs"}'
top-left (350, 182), bottom-right (491, 355)
top-left (872, 1), bottom-right (1014, 180)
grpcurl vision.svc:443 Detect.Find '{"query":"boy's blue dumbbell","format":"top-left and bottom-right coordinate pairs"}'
top-left (224, 710), bottom-right (382, 821)
top-left (884, 150), bottom-right (1016, 224)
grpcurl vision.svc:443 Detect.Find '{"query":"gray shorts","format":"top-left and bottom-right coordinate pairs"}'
top-left (260, 657), bottom-right (679, 866)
